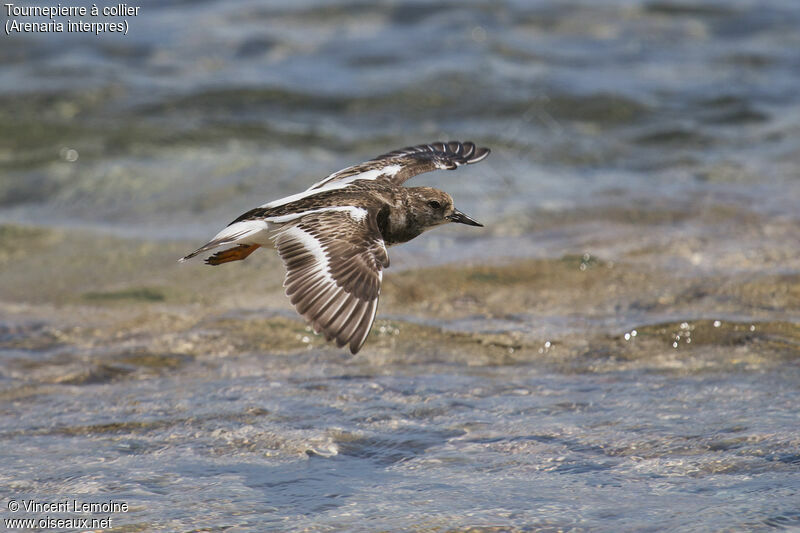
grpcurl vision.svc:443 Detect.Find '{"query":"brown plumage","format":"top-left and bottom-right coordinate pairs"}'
top-left (180, 141), bottom-right (490, 353)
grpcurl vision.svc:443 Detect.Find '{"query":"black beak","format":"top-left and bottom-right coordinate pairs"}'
top-left (447, 208), bottom-right (483, 227)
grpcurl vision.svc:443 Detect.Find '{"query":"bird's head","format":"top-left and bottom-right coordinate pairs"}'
top-left (407, 187), bottom-right (483, 229)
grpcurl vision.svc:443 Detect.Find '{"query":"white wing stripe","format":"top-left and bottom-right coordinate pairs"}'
top-left (262, 182), bottom-right (348, 208)
top-left (262, 164), bottom-right (401, 208)
top-left (306, 164), bottom-right (402, 192)
top-left (266, 206), bottom-right (367, 224)
top-left (277, 226), bottom-right (334, 286)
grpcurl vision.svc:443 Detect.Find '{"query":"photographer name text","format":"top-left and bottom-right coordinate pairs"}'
top-left (9, 498), bottom-right (128, 513)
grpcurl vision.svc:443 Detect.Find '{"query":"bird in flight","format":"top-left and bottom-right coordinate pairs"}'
top-left (180, 141), bottom-right (490, 354)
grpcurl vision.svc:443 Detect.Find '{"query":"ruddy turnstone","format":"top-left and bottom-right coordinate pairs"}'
top-left (180, 141), bottom-right (490, 353)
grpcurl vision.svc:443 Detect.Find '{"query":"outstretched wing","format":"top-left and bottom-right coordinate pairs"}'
top-left (272, 207), bottom-right (389, 354)
top-left (308, 140), bottom-right (490, 190)
top-left (180, 141), bottom-right (490, 263)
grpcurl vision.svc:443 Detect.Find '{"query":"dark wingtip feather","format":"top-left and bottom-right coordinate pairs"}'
top-left (460, 142), bottom-right (475, 158)
top-left (373, 141), bottom-right (491, 166)
top-left (441, 141), bottom-right (490, 165)
top-left (468, 146), bottom-right (490, 163)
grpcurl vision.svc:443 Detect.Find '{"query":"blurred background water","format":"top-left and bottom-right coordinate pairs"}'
top-left (1, 0), bottom-right (799, 531)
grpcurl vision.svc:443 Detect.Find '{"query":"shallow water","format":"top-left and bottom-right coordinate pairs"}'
top-left (2, 0), bottom-right (800, 531)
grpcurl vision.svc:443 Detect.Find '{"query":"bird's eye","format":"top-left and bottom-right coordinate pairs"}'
top-left (428, 200), bottom-right (441, 209)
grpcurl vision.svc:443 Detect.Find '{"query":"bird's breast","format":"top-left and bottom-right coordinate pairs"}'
top-left (378, 206), bottom-right (422, 246)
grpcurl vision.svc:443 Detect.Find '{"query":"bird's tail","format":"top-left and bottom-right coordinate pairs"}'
top-left (178, 219), bottom-right (269, 263)
top-left (179, 241), bottom-right (223, 263)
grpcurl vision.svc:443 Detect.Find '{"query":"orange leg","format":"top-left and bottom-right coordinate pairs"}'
top-left (205, 244), bottom-right (261, 265)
